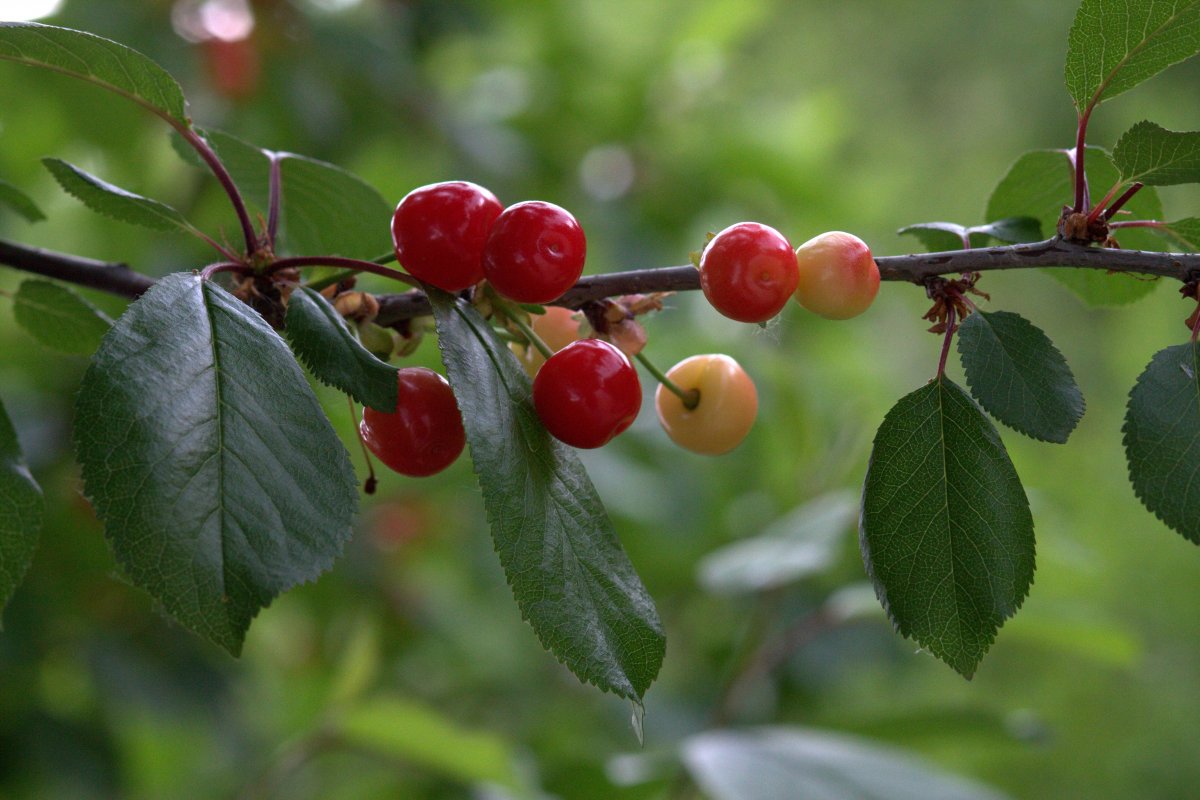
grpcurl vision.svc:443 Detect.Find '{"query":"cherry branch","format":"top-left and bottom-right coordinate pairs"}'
top-left (0, 239), bottom-right (154, 297)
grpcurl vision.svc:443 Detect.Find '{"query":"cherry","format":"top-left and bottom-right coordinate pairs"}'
top-left (533, 339), bottom-right (642, 449)
top-left (793, 231), bottom-right (880, 320)
top-left (360, 367), bottom-right (466, 477)
top-left (483, 200), bottom-right (587, 303)
top-left (655, 354), bottom-right (758, 455)
top-left (512, 305), bottom-right (583, 377)
top-left (391, 181), bottom-right (503, 293)
top-left (699, 222), bottom-right (799, 323)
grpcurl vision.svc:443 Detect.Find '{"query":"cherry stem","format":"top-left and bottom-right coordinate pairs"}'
top-left (503, 306), bottom-right (555, 360)
top-left (199, 261), bottom-right (251, 281)
top-left (1072, 110), bottom-right (1092, 213)
top-left (635, 350), bottom-right (700, 410)
top-left (936, 305), bottom-right (957, 379)
top-left (267, 153), bottom-right (282, 247)
top-left (347, 394), bottom-right (378, 495)
top-left (303, 253), bottom-right (400, 292)
top-left (268, 256), bottom-right (419, 287)
top-left (1109, 219), bottom-right (1164, 230)
top-left (1102, 182), bottom-right (1144, 220)
top-left (1087, 180), bottom-right (1123, 223)
top-left (178, 127), bottom-right (259, 257)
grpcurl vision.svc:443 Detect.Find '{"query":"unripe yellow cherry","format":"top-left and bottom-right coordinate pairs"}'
top-left (510, 306), bottom-right (582, 377)
top-left (655, 354), bottom-right (758, 455)
top-left (793, 231), bottom-right (879, 320)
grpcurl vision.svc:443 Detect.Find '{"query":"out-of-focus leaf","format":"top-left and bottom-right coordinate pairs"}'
top-left (897, 222), bottom-right (968, 253)
top-left (897, 218), bottom-right (1042, 253)
top-left (1162, 217), bottom-right (1200, 248)
top-left (0, 179), bottom-right (44, 222)
top-left (1113, 121), bottom-right (1200, 186)
top-left (12, 279), bottom-right (113, 354)
top-left (0, 395), bottom-right (43, 629)
top-left (42, 158), bottom-right (198, 234)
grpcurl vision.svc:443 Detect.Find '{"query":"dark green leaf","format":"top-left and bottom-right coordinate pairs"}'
top-left (74, 273), bottom-right (358, 655)
top-left (1065, 0), bottom-right (1200, 112)
top-left (972, 216), bottom-right (1042, 244)
top-left (42, 158), bottom-right (197, 234)
top-left (987, 147), bottom-right (1164, 305)
top-left (1123, 342), bottom-right (1200, 544)
top-left (1113, 121), bottom-right (1200, 185)
top-left (897, 222), bottom-right (968, 253)
top-left (898, 218), bottom-right (1044, 253)
top-left (0, 179), bottom-right (44, 222)
top-left (860, 377), bottom-right (1035, 678)
top-left (285, 287), bottom-right (398, 412)
top-left (13, 279), bottom-right (113, 354)
top-left (1162, 217), bottom-right (1200, 248)
top-left (0, 396), bottom-right (43, 629)
top-left (0, 22), bottom-right (189, 126)
top-left (957, 310), bottom-right (1084, 443)
top-left (427, 289), bottom-right (664, 701)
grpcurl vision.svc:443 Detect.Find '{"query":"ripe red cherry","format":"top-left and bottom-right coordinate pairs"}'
top-left (360, 367), bottom-right (466, 477)
top-left (482, 200), bottom-right (587, 303)
top-left (532, 339), bottom-right (641, 449)
top-left (391, 181), bottom-right (503, 292)
top-left (699, 222), bottom-right (800, 323)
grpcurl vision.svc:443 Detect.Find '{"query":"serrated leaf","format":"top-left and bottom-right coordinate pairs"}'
top-left (12, 279), bottom-right (113, 354)
top-left (1162, 217), bottom-right (1200, 248)
top-left (285, 287), bottom-right (398, 412)
top-left (1123, 341), bottom-right (1200, 543)
top-left (42, 158), bottom-right (197, 234)
top-left (1065, 0), bottom-right (1200, 113)
top-left (74, 273), bottom-right (358, 655)
top-left (0, 22), bottom-right (189, 127)
top-left (0, 179), bottom-right (44, 222)
top-left (987, 147), bottom-right (1164, 305)
top-left (897, 222), bottom-right (969, 253)
top-left (682, 727), bottom-right (1011, 800)
top-left (860, 377), bottom-right (1035, 678)
top-left (427, 289), bottom-right (664, 701)
top-left (957, 310), bottom-right (1084, 443)
top-left (1113, 121), bottom-right (1200, 185)
top-left (0, 395), bottom-right (43, 629)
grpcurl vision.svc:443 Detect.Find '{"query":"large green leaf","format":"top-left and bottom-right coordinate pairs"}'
top-left (1065, 0), bottom-right (1200, 113)
top-left (957, 310), bottom-right (1084, 443)
top-left (1113, 121), bottom-right (1200, 185)
top-left (0, 22), bottom-right (189, 127)
top-left (285, 287), bottom-right (398, 412)
top-left (427, 289), bottom-right (664, 702)
top-left (682, 728), bottom-right (1010, 800)
top-left (0, 396), bottom-right (43, 629)
top-left (74, 273), bottom-right (358, 655)
top-left (12, 279), bottom-right (113, 354)
top-left (42, 158), bottom-right (198, 235)
top-left (0, 179), bottom-right (44, 222)
top-left (860, 377), bottom-right (1035, 678)
top-left (1123, 342), bottom-right (1200, 543)
top-left (987, 147), bottom-right (1164, 305)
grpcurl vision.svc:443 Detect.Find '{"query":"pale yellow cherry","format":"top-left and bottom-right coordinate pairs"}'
top-left (655, 354), bottom-right (758, 455)
top-left (793, 231), bottom-right (879, 320)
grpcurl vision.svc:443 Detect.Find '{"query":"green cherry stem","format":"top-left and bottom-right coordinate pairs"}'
top-left (503, 303), bottom-right (555, 360)
top-left (635, 350), bottom-right (700, 410)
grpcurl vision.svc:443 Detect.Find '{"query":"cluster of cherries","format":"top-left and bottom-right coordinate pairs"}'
top-left (357, 180), bottom-right (881, 479)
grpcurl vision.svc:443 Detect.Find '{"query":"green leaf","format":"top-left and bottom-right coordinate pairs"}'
top-left (682, 727), bottom-right (1011, 800)
top-left (897, 222), bottom-right (968, 253)
top-left (987, 147), bottom-right (1164, 305)
top-left (1113, 121), bottom-right (1200, 185)
top-left (0, 396), bottom-right (43, 629)
top-left (897, 218), bottom-right (1043, 253)
top-left (0, 179), bottom-right (44, 222)
top-left (1065, 0), bottom-right (1200, 113)
top-left (0, 22), bottom-right (189, 127)
top-left (1123, 341), bottom-right (1200, 544)
top-left (12, 279), bottom-right (113, 354)
top-left (860, 377), bottom-right (1035, 678)
top-left (427, 289), bottom-right (664, 701)
top-left (974, 216), bottom-right (1042, 244)
top-left (1162, 217), bottom-right (1200, 248)
top-left (957, 310), bottom-right (1084, 443)
top-left (74, 273), bottom-right (358, 655)
top-left (284, 287), bottom-right (398, 412)
top-left (42, 158), bottom-right (197, 235)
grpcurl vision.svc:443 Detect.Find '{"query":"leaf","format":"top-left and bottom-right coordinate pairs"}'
top-left (860, 377), bottom-right (1035, 678)
top-left (897, 218), bottom-right (1044, 253)
top-left (0, 179), bottom-right (44, 222)
top-left (1123, 341), bottom-right (1200, 544)
top-left (284, 287), bottom-right (398, 412)
top-left (957, 310), bottom-right (1085, 443)
top-left (74, 273), bottom-right (358, 655)
top-left (986, 147), bottom-right (1164, 305)
top-left (42, 158), bottom-right (198, 234)
top-left (0, 395), bottom-right (43, 629)
top-left (973, 216), bottom-right (1042, 244)
top-left (12, 279), bottom-right (113, 354)
top-left (1065, 0), bottom-right (1200, 113)
top-left (682, 727), bottom-right (1011, 800)
top-left (0, 22), bottom-right (189, 127)
top-left (1162, 217), bottom-right (1200, 248)
top-left (897, 222), bottom-right (968, 253)
top-left (427, 289), bottom-right (664, 701)
top-left (1113, 121), bottom-right (1200, 185)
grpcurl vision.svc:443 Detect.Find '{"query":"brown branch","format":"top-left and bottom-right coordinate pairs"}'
top-left (0, 239), bottom-right (154, 297)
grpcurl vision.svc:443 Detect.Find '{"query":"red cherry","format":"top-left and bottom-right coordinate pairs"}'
top-left (391, 181), bottom-right (503, 292)
top-left (699, 222), bottom-right (799, 323)
top-left (482, 200), bottom-right (587, 303)
top-left (360, 368), bottom-right (466, 477)
top-left (532, 339), bottom-right (642, 449)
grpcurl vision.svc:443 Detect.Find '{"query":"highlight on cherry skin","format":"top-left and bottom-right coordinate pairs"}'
top-left (512, 305), bottom-right (583, 377)
top-left (655, 354), bottom-right (758, 455)
top-left (698, 221), bottom-right (799, 323)
top-left (532, 338), bottom-right (642, 449)
top-left (360, 367), bottom-right (467, 477)
top-left (390, 180), bottom-right (504, 293)
top-left (483, 200), bottom-right (587, 304)
top-left (792, 230), bottom-right (880, 320)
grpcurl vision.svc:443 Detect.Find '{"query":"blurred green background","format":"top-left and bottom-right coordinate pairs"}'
top-left (2, 0), bottom-right (1200, 797)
